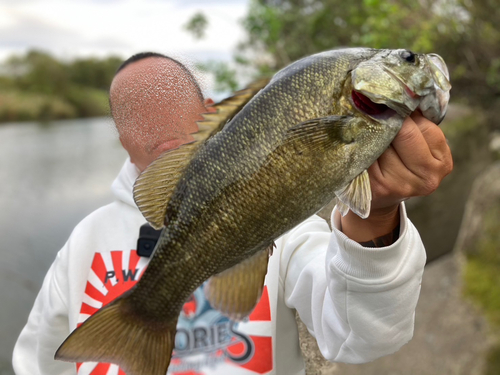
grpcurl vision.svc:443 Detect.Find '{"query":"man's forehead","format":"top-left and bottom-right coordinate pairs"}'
top-left (110, 57), bottom-right (195, 98)
top-left (111, 56), bottom-right (203, 144)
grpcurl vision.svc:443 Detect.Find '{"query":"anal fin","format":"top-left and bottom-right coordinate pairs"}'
top-left (204, 244), bottom-right (273, 321)
top-left (335, 170), bottom-right (372, 219)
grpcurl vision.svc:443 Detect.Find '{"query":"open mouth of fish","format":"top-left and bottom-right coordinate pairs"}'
top-left (351, 90), bottom-right (398, 119)
top-left (352, 90), bottom-right (386, 116)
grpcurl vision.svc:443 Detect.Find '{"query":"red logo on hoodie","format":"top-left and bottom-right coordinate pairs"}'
top-left (77, 250), bottom-right (273, 375)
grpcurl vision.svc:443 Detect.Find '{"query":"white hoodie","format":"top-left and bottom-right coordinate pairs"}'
top-left (13, 159), bottom-right (426, 375)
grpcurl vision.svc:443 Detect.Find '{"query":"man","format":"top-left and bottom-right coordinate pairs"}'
top-left (13, 52), bottom-right (452, 375)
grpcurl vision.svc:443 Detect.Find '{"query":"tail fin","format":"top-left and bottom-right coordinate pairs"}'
top-left (55, 297), bottom-right (177, 375)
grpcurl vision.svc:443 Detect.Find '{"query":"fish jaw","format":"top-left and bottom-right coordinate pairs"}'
top-left (351, 50), bottom-right (451, 125)
top-left (351, 61), bottom-right (420, 119)
top-left (419, 53), bottom-right (451, 124)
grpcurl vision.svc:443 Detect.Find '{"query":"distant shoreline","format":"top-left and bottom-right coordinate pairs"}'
top-left (0, 88), bottom-right (110, 124)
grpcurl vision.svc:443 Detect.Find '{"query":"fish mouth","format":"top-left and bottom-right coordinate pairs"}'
top-left (351, 90), bottom-right (397, 119)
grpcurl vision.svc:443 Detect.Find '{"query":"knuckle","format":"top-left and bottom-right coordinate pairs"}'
top-left (423, 176), bottom-right (440, 195)
top-left (395, 181), bottom-right (413, 198)
top-left (437, 131), bottom-right (447, 144)
top-left (445, 151), bottom-right (454, 174)
top-left (431, 126), bottom-right (446, 142)
top-left (419, 159), bottom-right (435, 173)
top-left (442, 160), bottom-right (453, 176)
top-left (423, 122), bottom-right (444, 138)
top-left (395, 125), bottom-right (418, 145)
top-left (371, 181), bottom-right (389, 200)
top-left (403, 183), bottom-right (416, 197)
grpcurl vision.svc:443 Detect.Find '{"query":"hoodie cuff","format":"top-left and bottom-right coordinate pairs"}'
top-left (328, 202), bottom-right (413, 282)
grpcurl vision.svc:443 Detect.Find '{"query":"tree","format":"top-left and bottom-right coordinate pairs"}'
top-left (238, 0), bottom-right (499, 122)
top-left (184, 12), bottom-right (209, 40)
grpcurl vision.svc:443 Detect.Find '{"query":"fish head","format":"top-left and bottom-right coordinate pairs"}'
top-left (350, 49), bottom-right (451, 125)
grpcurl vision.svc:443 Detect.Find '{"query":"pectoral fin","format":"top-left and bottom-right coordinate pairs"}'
top-left (284, 115), bottom-right (354, 152)
top-left (335, 170), bottom-right (372, 219)
top-left (204, 244), bottom-right (273, 321)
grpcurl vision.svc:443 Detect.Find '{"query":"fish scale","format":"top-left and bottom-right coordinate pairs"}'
top-left (128, 52), bottom-right (377, 315)
top-left (56, 48), bottom-right (451, 375)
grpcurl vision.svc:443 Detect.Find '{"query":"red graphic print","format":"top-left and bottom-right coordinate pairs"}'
top-left (77, 250), bottom-right (273, 375)
top-left (76, 250), bottom-right (146, 375)
top-left (225, 287), bottom-right (273, 374)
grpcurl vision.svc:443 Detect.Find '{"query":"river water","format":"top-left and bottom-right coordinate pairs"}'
top-left (0, 117), bottom-right (127, 374)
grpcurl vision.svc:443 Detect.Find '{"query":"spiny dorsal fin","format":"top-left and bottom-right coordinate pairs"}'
top-left (197, 77), bottom-right (271, 136)
top-left (133, 142), bottom-right (200, 229)
top-left (134, 78), bottom-right (271, 229)
top-left (335, 169), bottom-right (372, 219)
top-left (204, 243), bottom-right (273, 321)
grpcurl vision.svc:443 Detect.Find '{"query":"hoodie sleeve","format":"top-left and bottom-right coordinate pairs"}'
top-left (12, 245), bottom-right (75, 375)
top-left (279, 202), bottom-right (426, 363)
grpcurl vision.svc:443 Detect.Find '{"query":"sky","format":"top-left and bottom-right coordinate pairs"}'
top-left (0, 0), bottom-right (250, 64)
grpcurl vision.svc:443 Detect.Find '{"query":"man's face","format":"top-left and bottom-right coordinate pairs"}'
top-left (110, 57), bottom-right (207, 171)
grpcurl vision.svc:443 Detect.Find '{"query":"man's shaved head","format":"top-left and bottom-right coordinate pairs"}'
top-left (110, 53), bottom-right (207, 171)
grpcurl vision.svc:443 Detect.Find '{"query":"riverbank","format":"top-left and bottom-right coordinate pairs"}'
top-left (0, 88), bottom-right (109, 123)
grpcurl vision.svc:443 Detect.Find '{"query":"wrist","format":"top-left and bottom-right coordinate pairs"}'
top-left (339, 203), bottom-right (400, 245)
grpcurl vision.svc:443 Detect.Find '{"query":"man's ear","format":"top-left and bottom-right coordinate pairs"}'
top-left (119, 136), bottom-right (135, 163)
top-left (118, 135), bottom-right (127, 150)
top-left (204, 98), bottom-right (217, 113)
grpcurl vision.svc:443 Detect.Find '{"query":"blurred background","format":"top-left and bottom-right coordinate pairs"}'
top-left (0, 0), bottom-right (499, 374)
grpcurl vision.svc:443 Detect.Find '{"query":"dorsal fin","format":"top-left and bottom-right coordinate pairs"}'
top-left (133, 77), bottom-right (271, 229)
top-left (196, 77), bottom-right (271, 136)
top-left (133, 142), bottom-right (200, 229)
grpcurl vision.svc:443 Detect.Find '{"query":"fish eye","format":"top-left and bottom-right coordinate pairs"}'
top-left (401, 50), bottom-right (416, 63)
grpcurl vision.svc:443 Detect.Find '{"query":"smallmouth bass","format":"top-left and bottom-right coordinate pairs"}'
top-left (56, 48), bottom-right (451, 375)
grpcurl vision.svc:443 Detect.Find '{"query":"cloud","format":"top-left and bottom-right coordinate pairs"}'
top-left (0, 0), bottom-right (249, 62)
top-left (0, 10), bottom-right (131, 53)
top-left (0, 0), bottom-right (36, 4)
top-left (172, 0), bottom-right (248, 7)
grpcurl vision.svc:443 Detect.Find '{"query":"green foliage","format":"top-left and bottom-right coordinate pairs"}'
top-left (184, 12), bottom-right (240, 93)
top-left (463, 206), bottom-right (500, 327)
top-left (5, 50), bottom-right (70, 96)
top-left (237, 0), bottom-right (499, 123)
top-left (66, 87), bottom-right (110, 118)
top-left (0, 49), bottom-right (121, 123)
top-left (184, 12), bottom-right (209, 40)
top-left (197, 61), bottom-right (239, 93)
top-left (485, 344), bottom-right (500, 375)
top-left (240, 0), bottom-right (443, 70)
top-left (68, 56), bottom-right (122, 91)
top-left (463, 204), bottom-right (500, 374)
top-left (0, 90), bottom-right (76, 122)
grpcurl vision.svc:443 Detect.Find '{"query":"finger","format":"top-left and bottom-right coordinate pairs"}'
top-left (411, 112), bottom-right (451, 163)
top-left (370, 146), bottom-right (422, 197)
top-left (391, 116), bottom-right (436, 179)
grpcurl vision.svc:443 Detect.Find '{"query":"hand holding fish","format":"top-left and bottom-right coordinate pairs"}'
top-left (340, 111), bottom-right (453, 244)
